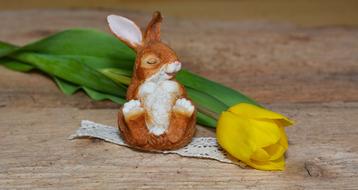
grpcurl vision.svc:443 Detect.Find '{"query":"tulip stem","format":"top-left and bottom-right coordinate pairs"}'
top-left (195, 104), bottom-right (220, 120)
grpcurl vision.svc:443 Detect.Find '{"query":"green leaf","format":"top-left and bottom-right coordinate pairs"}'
top-left (14, 52), bottom-right (127, 97)
top-left (54, 77), bottom-right (125, 104)
top-left (100, 68), bottom-right (132, 85)
top-left (15, 29), bottom-right (136, 71)
top-left (99, 67), bottom-right (132, 76)
top-left (0, 41), bottom-right (18, 57)
top-left (59, 55), bottom-right (134, 71)
top-left (196, 112), bottom-right (217, 128)
top-left (53, 77), bottom-right (81, 95)
top-left (186, 87), bottom-right (228, 114)
top-left (0, 58), bottom-right (34, 72)
top-left (2, 29), bottom-right (136, 70)
top-left (21, 29), bottom-right (136, 61)
top-left (83, 87), bottom-right (126, 104)
top-left (177, 69), bottom-right (259, 107)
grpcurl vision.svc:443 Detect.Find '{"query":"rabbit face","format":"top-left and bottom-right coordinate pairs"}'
top-left (135, 41), bottom-right (181, 81)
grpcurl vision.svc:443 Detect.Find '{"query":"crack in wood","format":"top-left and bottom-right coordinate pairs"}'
top-left (304, 158), bottom-right (323, 177)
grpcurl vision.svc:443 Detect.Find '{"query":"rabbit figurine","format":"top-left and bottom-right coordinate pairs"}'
top-left (107, 11), bottom-right (196, 151)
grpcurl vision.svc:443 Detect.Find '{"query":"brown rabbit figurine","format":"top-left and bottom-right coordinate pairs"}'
top-left (107, 11), bottom-right (196, 151)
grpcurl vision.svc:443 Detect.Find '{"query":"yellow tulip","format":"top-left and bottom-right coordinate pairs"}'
top-left (216, 103), bottom-right (294, 171)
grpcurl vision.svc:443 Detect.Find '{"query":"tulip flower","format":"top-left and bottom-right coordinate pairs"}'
top-left (216, 103), bottom-right (294, 171)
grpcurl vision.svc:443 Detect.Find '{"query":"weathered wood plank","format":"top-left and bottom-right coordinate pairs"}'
top-left (0, 103), bottom-right (357, 189)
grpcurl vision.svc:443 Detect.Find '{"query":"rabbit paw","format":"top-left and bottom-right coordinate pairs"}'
top-left (173, 98), bottom-right (194, 116)
top-left (165, 61), bottom-right (182, 74)
top-left (149, 126), bottom-right (166, 136)
top-left (123, 100), bottom-right (144, 119)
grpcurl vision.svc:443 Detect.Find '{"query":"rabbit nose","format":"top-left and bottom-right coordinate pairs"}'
top-left (166, 61), bottom-right (182, 74)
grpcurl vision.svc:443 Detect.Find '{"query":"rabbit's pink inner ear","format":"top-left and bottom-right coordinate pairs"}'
top-left (107, 15), bottom-right (143, 50)
top-left (144, 11), bottom-right (162, 42)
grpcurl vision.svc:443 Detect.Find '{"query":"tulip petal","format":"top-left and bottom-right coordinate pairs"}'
top-left (229, 103), bottom-right (294, 127)
top-left (216, 111), bottom-right (255, 161)
top-left (264, 143), bottom-right (286, 161)
top-left (247, 119), bottom-right (282, 148)
top-left (279, 127), bottom-right (288, 149)
top-left (251, 148), bottom-right (270, 161)
top-left (246, 155), bottom-right (286, 171)
top-left (275, 119), bottom-right (294, 128)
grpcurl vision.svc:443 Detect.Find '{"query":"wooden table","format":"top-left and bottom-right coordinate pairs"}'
top-left (1, 9), bottom-right (357, 189)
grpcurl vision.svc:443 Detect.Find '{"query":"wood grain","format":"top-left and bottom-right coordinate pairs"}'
top-left (0, 9), bottom-right (357, 189)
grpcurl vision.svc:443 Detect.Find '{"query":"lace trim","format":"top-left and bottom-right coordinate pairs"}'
top-left (69, 120), bottom-right (245, 167)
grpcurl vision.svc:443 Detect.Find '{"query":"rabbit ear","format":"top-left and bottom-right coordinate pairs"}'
top-left (144, 11), bottom-right (162, 42)
top-left (107, 15), bottom-right (143, 50)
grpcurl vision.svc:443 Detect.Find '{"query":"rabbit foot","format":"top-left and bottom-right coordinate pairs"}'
top-left (173, 98), bottom-right (194, 116)
top-left (122, 100), bottom-right (144, 120)
top-left (149, 126), bottom-right (166, 136)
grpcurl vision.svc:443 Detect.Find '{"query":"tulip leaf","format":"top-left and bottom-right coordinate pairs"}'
top-left (58, 55), bottom-right (134, 71)
top-left (21, 29), bottom-right (136, 61)
top-left (54, 77), bottom-right (125, 104)
top-left (82, 87), bottom-right (126, 104)
top-left (177, 70), bottom-right (259, 107)
top-left (0, 58), bottom-right (34, 72)
top-left (100, 68), bottom-right (132, 85)
top-left (0, 42), bottom-right (17, 57)
top-left (100, 67), bottom-right (132, 76)
top-left (53, 77), bottom-right (81, 95)
top-left (14, 52), bottom-right (127, 97)
top-left (186, 87), bottom-right (228, 114)
top-left (196, 112), bottom-right (217, 128)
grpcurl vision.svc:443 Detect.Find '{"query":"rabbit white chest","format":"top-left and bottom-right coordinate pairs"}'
top-left (138, 80), bottom-right (180, 135)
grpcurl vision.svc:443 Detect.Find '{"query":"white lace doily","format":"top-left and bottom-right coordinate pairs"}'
top-left (69, 120), bottom-right (245, 167)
